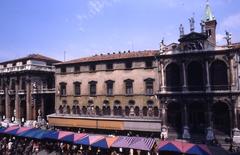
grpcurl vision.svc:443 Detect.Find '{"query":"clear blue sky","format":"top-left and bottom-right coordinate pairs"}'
top-left (0, 0), bottom-right (240, 62)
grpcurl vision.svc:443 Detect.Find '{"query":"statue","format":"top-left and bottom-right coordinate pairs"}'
top-left (224, 31), bottom-right (232, 46)
top-left (159, 38), bottom-right (166, 53)
top-left (200, 20), bottom-right (205, 33)
top-left (189, 16), bottom-right (195, 32)
top-left (179, 24), bottom-right (184, 36)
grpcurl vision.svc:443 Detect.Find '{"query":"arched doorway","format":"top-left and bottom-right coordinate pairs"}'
top-left (167, 102), bottom-right (182, 132)
top-left (166, 63), bottom-right (181, 91)
top-left (187, 61), bottom-right (204, 91)
top-left (212, 102), bottom-right (230, 134)
top-left (188, 102), bottom-right (206, 133)
top-left (210, 60), bottom-right (228, 90)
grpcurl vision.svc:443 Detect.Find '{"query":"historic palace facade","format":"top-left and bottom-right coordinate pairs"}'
top-left (48, 2), bottom-right (240, 142)
top-left (0, 54), bottom-right (59, 125)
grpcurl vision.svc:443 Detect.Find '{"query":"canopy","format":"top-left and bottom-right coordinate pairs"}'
top-left (129, 137), bottom-right (156, 151)
top-left (111, 136), bottom-right (139, 149)
top-left (19, 128), bottom-right (49, 139)
top-left (43, 130), bottom-right (75, 142)
top-left (91, 136), bottom-right (118, 149)
top-left (158, 141), bottom-right (183, 153)
top-left (75, 134), bottom-right (104, 145)
top-left (60, 133), bottom-right (87, 143)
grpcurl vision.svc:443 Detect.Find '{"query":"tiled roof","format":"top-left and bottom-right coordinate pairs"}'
top-left (56, 50), bottom-right (159, 65)
top-left (0, 54), bottom-right (60, 65)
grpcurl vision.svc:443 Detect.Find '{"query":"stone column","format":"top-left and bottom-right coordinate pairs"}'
top-left (232, 99), bottom-right (240, 143)
top-left (0, 97), bottom-right (2, 121)
top-left (160, 63), bottom-right (166, 92)
top-left (182, 102), bottom-right (190, 139)
top-left (205, 60), bottom-right (210, 91)
top-left (4, 85), bottom-right (10, 122)
top-left (41, 95), bottom-right (45, 118)
top-left (160, 101), bottom-right (168, 139)
top-left (206, 100), bottom-right (214, 141)
top-left (26, 77), bottom-right (33, 121)
top-left (230, 57), bottom-right (235, 87)
top-left (14, 80), bottom-right (20, 124)
top-left (182, 62), bottom-right (187, 91)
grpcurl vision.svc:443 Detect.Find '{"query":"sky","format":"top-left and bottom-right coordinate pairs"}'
top-left (0, 0), bottom-right (240, 62)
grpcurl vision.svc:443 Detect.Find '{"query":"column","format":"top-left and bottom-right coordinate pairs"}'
top-left (233, 99), bottom-right (240, 143)
top-left (0, 97), bottom-right (2, 121)
top-left (160, 100), bottom-right (168, 139)
top-left (4, 85), bottom-right (10, 122)
top-left (206, 100), bottom-right (214, 141)
top-left (182, 62), bottom-right (187, 91)
top-left (182, 102), bottom-right (190, 139)
top-left (230, 57), bottom-right (235, 87)
top-left (205, 60), bottom-right (210, 91)
top-left (26, 77), bottom-right (32, 121)
top-left (41, 95), bottom-right (45, 118)
top-left (160, 63), bottom-right (166, 92)
top-left (32, 95), bottom-right (36, 120)
top-left (14, 80), bottom-right (20, 124)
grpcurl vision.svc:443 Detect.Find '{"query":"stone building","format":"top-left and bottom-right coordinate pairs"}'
top-left (48, 1), bottom-right (240, 142)
top-left (0, 54), bottom-right (59, 126)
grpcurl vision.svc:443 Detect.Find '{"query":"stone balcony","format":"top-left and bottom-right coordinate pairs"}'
top-left (0, 90), bottom-right (4, 95)
top-left (0, 64), bottom-right (55, 73)
top-left (31, 88), bottom-right (55, 94)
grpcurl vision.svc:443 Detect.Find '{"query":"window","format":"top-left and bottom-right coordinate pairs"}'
top-left (61, 67), bottom-right (66, 73)
top-left (105, 80), bottom-right (114, 95)
top-left (124, 79), bottom-right (133, 95)
top-left (125, 62), bottom-right (132, 69)
top-left (10, 79), bottom-right (15, 90)
top-left (73, 82), bottom-right (81, 96)
top-left (89, 64), bottom-right (96, 71)
top-left (74, 65), bottom-right (80, 72)
top-left (106, 63), bottom-right (113, 70)
top-left (145, 60), bottom-right (153, 68)
top-left (59, 82), bottom-right (67, 96)
top-left (89, 81), bottom-right (97, 96)
top-left (144, 78), bottom-right (154, 95)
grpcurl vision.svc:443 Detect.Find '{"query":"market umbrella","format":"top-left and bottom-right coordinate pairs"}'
top-left (91, 136), bottom-right (118, 149)
top-left (43, 130), bottom-right (74, 141)
top-left (61, 133), bottom-right (87, 143)
top-left (19, 128), bottom-right (49, 139)
top-left (2, 126), bottom-right (19, 135)
top-left (75, 134), bottom-right (105, 145)
top-left (129, 137), bottom-right (156, 151)
top-left (0, 127), bottom-right (6, 133)
top-left (111, 136), bottom-right (138, 149)
top-left (157, 141), bottom-right (183, 153)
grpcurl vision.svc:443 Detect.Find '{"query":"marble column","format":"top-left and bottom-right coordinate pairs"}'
top-left (160, 63), bottom-right (166, 92)
top-left (230, 57), bottom-right (235, 87)
top-left (182, 62), bottom-right (187, 91)
top-left (206, 100), bottom-right (214, 141)
top-left (4, 86), bottom-right (10, 122)
top-left (160, 101), bottom-right (168, 139)
top-left (182, 102), bottom-right (190, 139)
top-left (26, 78), bottom-right (32, 121)
top-left (205, 60), bottom-right (211, 91)
top-left (14, 80), bottom-right (20, 124)
top-left (232, 99), bottom-right (240, 143)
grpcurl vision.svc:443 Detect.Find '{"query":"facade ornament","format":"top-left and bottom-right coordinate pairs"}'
top-left (189, 16), bottom-right (195, 32)
top-left (200, 20), bottom-right (206, 33)
top-left (179, 24), bottom-right (184, 37)
top-left (224, 31), bottom-right (232, 46)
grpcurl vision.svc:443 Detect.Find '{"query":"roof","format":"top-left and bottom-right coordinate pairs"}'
top-left (56, 50), bottom-right (158, 65)
top-left (0, 54), bottom-right (60, 65)
top-left (203, 0), bottom-right (215, 22)
top-left (178, 32), bottom-right (208, 42)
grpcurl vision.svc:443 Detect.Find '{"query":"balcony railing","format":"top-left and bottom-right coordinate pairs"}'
top-left (31, 88), bottom-right (55, 94)
top-left (18, 90), bottom-right (26, 94)
top-left (0, 64), bottom-right (55, 73)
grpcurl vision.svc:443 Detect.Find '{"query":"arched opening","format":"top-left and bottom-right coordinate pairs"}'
top-left (117, 106), bottom-right (122, 116)
top-left (125, 106), bottom-right (130, 116)
top-left (58, 105), bottom-right (63, 114)
top-left (212, 102), bottom-right (230, 134)
top-left (167, 102), bottom-right (182, 132)
top-left (95, 106), bottom-right (101, 116)
top-left (210, 60), bottom-right (228, 90)
top-left (153, 106), bottom-right (159, 117)
top-left (187, 61), bottom-right (204, 91)
top-left (82, 106), bottom-right (87, 115)
top-left (134, 106), bottom-right (140, 116)
top-left (188, 102), bottom-right (206, 133)
top-left (166, 63), bottom-right (181, 91)
top-left (113, 106), bottom-right (118, 116)
top-left (72, 105), bottom-right (76, 114)
top-left (66, 105), bottom-right (70, 114)
top-left (142, 106), bottom-right (148, 117)
top-left (76, 106), bottom-right (80, 115)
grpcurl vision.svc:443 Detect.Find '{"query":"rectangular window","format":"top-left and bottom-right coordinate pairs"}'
top-left (146, 81), bottom-right (153, 95)
top-left (125, 62), bottom-right (132, 69)
top-left (107, 82), bottom-right (113, 95)
top-left (106, 63), bottom-right (113, 70)
top-left (74, 66), bottom-right (80, 72)
top-left (74, 82), bottom-right (81, 96)
top-left (60, 83), bottom-right (67, 96)
top-left (126, 81), bottom-right (133, 95)
top-left (89, 64), bottom-right (96, 71)
top-left (61, 67), bottom-right (66, 73)
top-left (89, 82), bottom-right (97, 96)
top-left (145, 60), bottom-right (153, 68)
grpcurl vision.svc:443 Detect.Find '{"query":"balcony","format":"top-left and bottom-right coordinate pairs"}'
top-left (0, 90), bottom-right (4, 95)
top-left (18, 90), bottom-right (26, 95)
top-left (31, 88), bottom-right (55, 94)
top-left (0, 64), bottom-right (55, 73)
top-left (8, 90), bottom-right (15, 95)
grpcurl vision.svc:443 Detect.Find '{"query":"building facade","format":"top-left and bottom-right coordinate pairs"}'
top-left (47, 1), bottom-right (240, 142)
top-left (0, 54), bottom-right (59, 126)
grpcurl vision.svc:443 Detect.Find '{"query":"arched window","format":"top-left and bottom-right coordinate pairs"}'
top-left (210, 60), bottom-right (228, 90)
top-left (95, 106), bottom-right (101, 116)
top-left (187, 61), bottom-right (204, 91)
top-left (76, 106), bottom-right (80, 115)
top-left (66, 105), bottom-right (70, 114)
top-left (59, 105), bottom-right (63, 114)
top-left (72, 105), bottom-right (76, 114)
top-left (134, 106), bottom-right (140, 116)
top-left (82, 106), bottom-right (87, 115)
top-left (153, 106), bottom-right (159, 117)
top-left (125, 106), bottom-right (130, 116)
top-left (142, 106), bottom-right (148, 117)
top-left (166, 63), bottom-right (181, 91)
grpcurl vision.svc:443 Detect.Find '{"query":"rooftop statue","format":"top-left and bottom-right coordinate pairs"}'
top-left (189, 16), bottom-right (195, 32)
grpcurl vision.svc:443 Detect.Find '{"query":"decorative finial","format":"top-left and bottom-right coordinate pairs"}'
top-left (189, 16), bottom-right (195, 32)
top-left (224, 31), bottom-right (232, 46)
top-left (200, 20), bottom-right (206, 33)
top-left (179, 24), bottom-right (184, 37)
